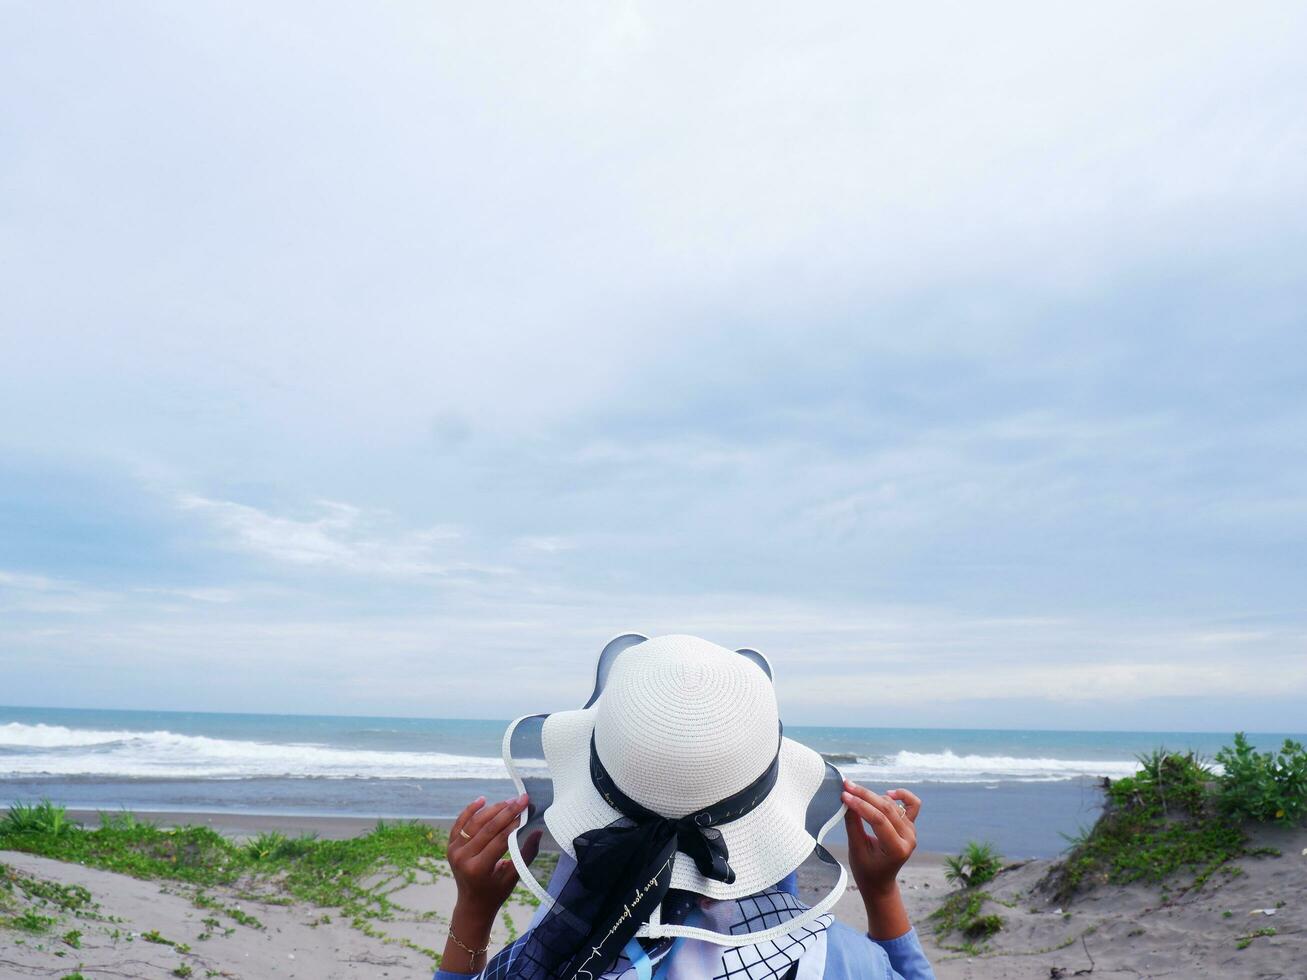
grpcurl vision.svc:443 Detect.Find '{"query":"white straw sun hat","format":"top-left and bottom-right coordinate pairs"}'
top-left (502, 633), bottom-right (849, 951)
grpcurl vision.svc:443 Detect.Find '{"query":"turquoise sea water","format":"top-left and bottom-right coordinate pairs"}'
top-left (2, 706), bottom-right (1300, 858)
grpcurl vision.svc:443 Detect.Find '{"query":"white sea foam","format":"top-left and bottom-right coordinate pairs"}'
top-left (1, 721), bottom-right (1141, 783)
top-left (837, 749), bottom-right (1141, 783)
top-left (0, 722), bottom-right (136, 748)
top-left (0, 722), bottom-right (513, 780)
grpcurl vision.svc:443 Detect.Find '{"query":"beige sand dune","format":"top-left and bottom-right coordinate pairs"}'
top-left (1, 845), bottom-right (536, 980)
top-left (2, 814), bottom-right (1304, 979)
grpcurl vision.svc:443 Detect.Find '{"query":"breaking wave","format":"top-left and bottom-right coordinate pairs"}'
top-left (1, 723), bottom-right (1139, 783)
top-left (823, 749), bottom-right (1140, 783)
top-left (0, 722), bottom-right (513, 780)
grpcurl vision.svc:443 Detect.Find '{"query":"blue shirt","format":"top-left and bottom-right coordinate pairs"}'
top-left (824, 921), bottom-right (934, 979)
top-left (436, 923), bottom-right (932, 980)
top-left (437, 857), bottom-right (933, 980)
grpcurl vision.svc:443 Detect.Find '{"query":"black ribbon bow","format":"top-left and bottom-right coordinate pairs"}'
top-left (522, 727), bottom-right (782, 980)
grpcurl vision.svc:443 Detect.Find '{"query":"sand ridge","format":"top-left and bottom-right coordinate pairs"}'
top-left (2, 819), bottom-right (1304, 979)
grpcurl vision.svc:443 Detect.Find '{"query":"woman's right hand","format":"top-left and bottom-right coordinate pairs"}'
top-left (442, 794), bottom-right (541, 974)
top-left (448, 794), bottom-right (539, 920)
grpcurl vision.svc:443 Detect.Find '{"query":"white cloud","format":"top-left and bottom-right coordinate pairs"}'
top-left (3, 566), bottom-right (1302, 725)
top-left (4, 1), bottom-right (1306, 456)
top-left (177, 495), bottom-right (488, 578)
top-left (132, 586), bottom-right (241, 604)
top-left (0, 569), bottom-right (113, 615)
top-left (0, 570), bottom-right (65, 591)
top-left (515, 536), bottom-right (577, 553)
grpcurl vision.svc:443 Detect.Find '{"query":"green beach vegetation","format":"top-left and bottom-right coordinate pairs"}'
top-left (931, 733), bottom-right (1306, 957)
top-left (1044, 734), bottom-right (1306, 904)
top-left (930, 841), bottom-right (1010, 953)
top-left (0, 802), bottom-right (460, 965)
top-left (943, 841), bottom-right (1003, 889)
top-left (929, 883), bottom-right (1008, 954)
top-left (1214, 733), bottom-right (1307, 825)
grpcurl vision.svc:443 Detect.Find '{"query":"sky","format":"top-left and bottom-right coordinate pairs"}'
top-left (2, 2), bottom-right (1305, 731)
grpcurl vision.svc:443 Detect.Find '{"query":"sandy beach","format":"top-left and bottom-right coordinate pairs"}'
top-left (2, 810), bottom-right (1303, 979)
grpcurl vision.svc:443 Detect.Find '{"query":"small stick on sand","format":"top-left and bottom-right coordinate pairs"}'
top-left (1073, 933), bottom-right (1095, 975)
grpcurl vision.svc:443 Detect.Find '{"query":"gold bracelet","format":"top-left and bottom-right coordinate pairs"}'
top-left (448, 928), bottom-right (490, 959)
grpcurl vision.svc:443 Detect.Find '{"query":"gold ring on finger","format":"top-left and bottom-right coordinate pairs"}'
top-left (459, 828), bottom-right (472, 840)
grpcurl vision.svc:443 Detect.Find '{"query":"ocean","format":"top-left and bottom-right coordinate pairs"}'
top-left (2, 706), bottom-right (1299, 858)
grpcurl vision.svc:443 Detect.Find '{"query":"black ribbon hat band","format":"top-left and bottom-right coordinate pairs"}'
top-left (543, 724), bottom-right (784, 979)
top-left (588, 725), bottom-right (784, 883)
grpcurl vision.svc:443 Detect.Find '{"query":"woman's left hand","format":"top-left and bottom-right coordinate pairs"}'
top-left (842, 782), bottom-right (921, 897)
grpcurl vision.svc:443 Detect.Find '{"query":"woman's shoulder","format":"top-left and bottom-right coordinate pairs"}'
top-left (824, 920), bottom-right (883, 968)
top-left (821, 921), bottom-right (935, 980)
